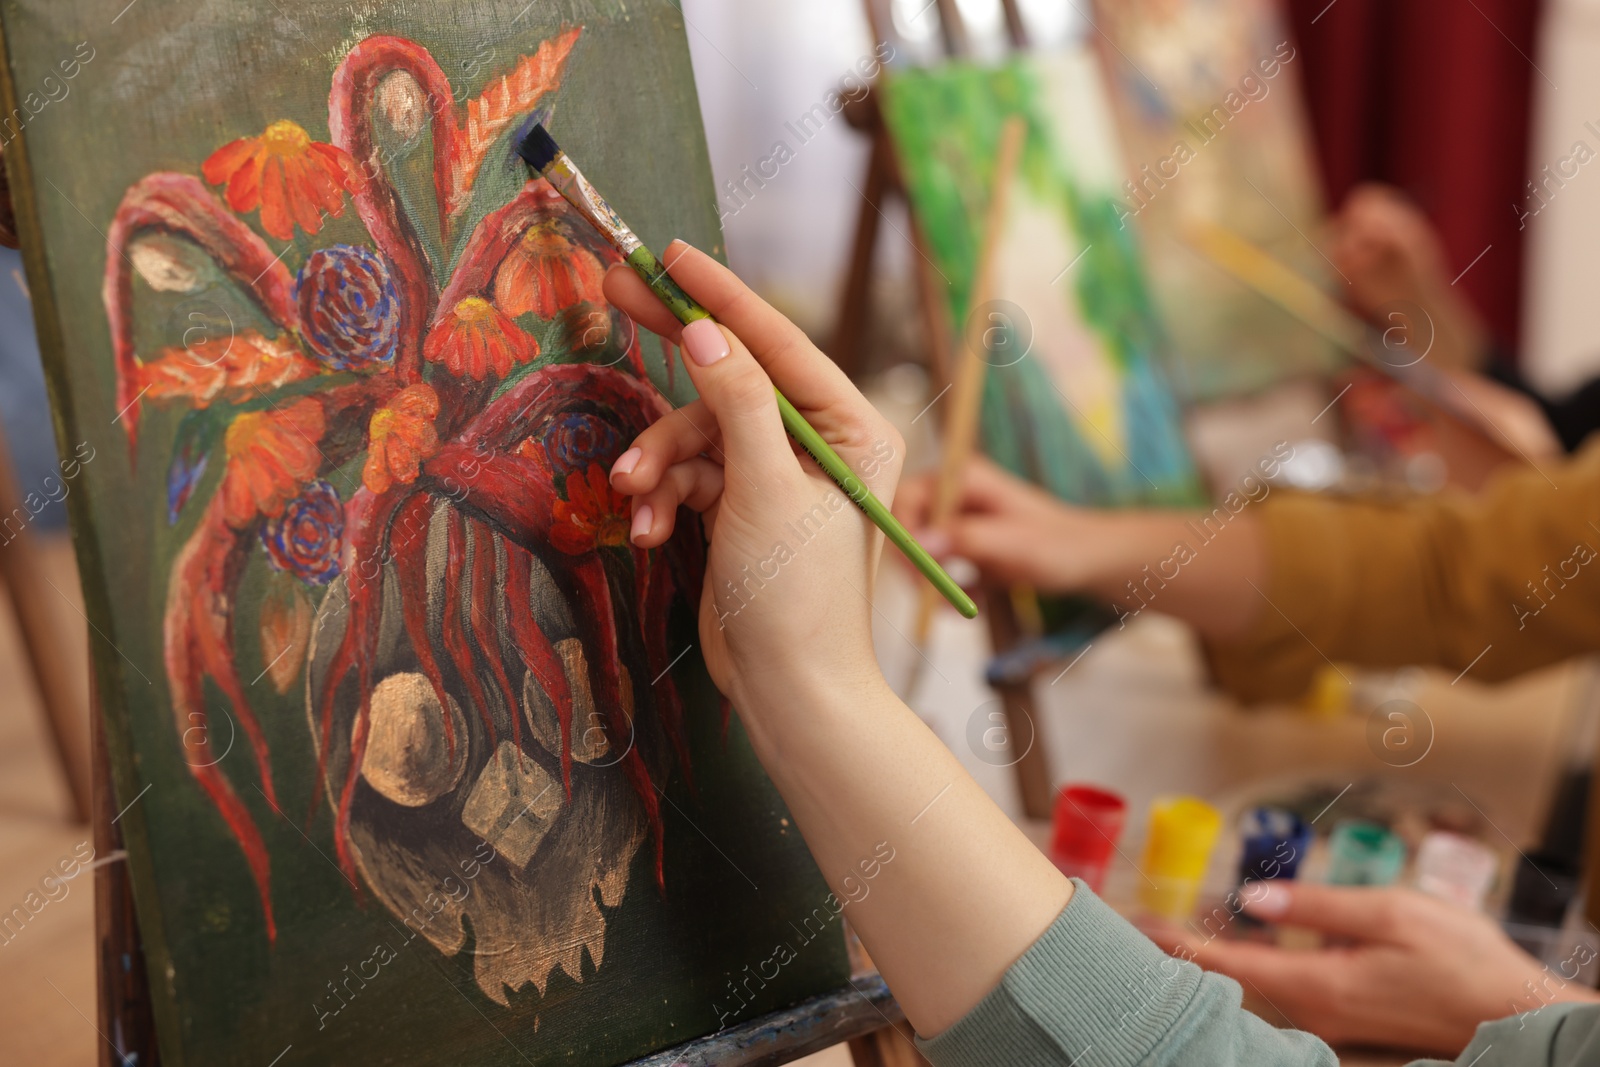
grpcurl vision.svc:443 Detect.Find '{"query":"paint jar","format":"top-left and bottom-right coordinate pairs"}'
top-left (1326, 821), bottom-right (1406, 886)
top-left (1138, 796), bottom-right (1222, 920)
top-left (1049, 784), bottom-right (1126, 893)
top-left (1414, 831), bottom-right (1497, 910)
top-left (1237, 807), bottom-right (1312, 886)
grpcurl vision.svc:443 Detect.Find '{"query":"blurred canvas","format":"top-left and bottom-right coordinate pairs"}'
top-left (0, 1), bottom-right (848, 1063)
top-left (880, 49), bottom-right (1203, 510)
top-left (1091, 0), bottom-right (1341, 400)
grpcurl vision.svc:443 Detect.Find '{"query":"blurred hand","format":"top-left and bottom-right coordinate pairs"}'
top-left (895, 456), bottom-right (1267, 637)
top-left (1327, 183), bottom-right (1490, 370)
top-left (1145, 882), bottom-right (1600, 1055)
top-left (603, 242), bottom-right (903, 714)
top-left (894, 455), bottom-right (1097, 594)
top-left (1441, 368), bottom-right (1563, 464)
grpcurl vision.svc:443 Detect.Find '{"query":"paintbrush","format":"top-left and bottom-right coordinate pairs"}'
top-left (1179, 219), bottom-right (1514, 448)
top-left (517, 123), bottom-right (978, 620)
top-left (903, 116), bottom-right (1026, 696)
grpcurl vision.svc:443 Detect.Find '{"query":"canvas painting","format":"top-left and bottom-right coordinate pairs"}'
top-left (1089, 0), bottom-right (1340, 400)
top-left (0, 1), bottom-right (848, 1063)
top-left (880, 50), bottom-right (1203, 514)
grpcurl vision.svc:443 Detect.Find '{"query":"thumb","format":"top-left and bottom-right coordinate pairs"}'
top-left (676, 317), bottom-right (793, 482)
top-left (1243, 881), bottom-right (1412, 943)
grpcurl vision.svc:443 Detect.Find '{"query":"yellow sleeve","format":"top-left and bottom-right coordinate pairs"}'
top-left (1205, 441), bottom-right (1600, 704)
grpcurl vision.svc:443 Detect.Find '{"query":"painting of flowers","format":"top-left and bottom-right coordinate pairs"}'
top-left (0, 2), bottom-right (847, 1064)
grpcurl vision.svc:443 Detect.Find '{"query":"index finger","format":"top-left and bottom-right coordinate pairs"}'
top-left (604, 264), bottom-right (685, 344)
top-left (658, 240), bottom-right (860, 416)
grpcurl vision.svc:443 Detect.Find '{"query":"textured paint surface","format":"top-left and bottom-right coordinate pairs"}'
top-left (0, 2), bottom-right (847, 1064)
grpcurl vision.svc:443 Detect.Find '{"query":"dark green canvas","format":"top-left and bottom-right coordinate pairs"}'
top-left (0, 2), bottom-right (848, 1063)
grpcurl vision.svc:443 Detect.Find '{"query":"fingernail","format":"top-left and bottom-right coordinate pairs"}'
top-left (682, 319), bottom-right (728, 366)
top-left (630, 503), bottom-right (653, 543)
top-left (920, 529), bottom-right (951, 557)
top-left (1242, 881), bottom-right (1291, 920)
top-left (612, 447), bottom-right (642, 479)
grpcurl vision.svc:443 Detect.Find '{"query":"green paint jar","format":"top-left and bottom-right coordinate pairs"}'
top-left (1327, 821), bottom-right (1406, 886)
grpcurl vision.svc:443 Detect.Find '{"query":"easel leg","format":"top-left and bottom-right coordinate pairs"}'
top-left (93, 674), bottom-right (160, 1066)
top-left (998, 681), bottom-right (1054, 821)
top-left (982, 588), bottom-right (1056, 820)
top-left (831, 131), bottom-right (891, 379)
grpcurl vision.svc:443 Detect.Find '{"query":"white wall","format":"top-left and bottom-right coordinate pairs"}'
top-left (1521, 0), bottom-right (1600, 394)
top-left (679, 0), bottom-right (881, 334)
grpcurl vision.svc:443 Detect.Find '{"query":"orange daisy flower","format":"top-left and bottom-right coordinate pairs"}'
top-left (219, 398), bottom-right (326, 527)
top-left (363, 384), bottom-right (441, 495)
top-left (550, 462), bottom-right (630, 555)
top-left (493, 218), bottom-right (608, 320)
top-left (423, 296), bottom-right (540, 380)
top-left (203, 119), bottom-right (365, 241)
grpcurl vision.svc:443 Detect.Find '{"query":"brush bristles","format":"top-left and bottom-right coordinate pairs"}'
top-left (516, 123), bottom-right (561, 173)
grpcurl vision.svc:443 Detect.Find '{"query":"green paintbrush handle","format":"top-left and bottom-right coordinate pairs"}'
top-left (773, 392), bottom-right (978, 618)
top-left (625, 247), bottom-right (979, 620)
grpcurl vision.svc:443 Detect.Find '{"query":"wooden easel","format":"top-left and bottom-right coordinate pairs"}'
top-left (833, 0), bottom-right (1057, 819)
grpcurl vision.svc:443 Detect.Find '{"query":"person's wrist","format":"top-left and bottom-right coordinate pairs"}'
top-left (725, 653), bottom-right (891, 752)
top-left (1059, 509), bottom-right (1162, 599)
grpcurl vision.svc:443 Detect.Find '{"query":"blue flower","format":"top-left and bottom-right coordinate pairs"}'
top-left (542, 412), bottom-right (620, 474)
top-left (295, 245), bottom-right (400, 371)
top-left (260, 479), bottom-right (344, 585)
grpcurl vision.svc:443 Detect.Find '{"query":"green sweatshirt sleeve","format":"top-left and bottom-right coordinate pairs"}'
top-left (916, 882), bottom-right (1600, 1067)
top-left (1412, 1001), bottom-right (1600, 1067)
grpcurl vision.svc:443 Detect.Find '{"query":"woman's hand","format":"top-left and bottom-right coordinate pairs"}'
top-left (1326, 183), bottom-right (1490, 371)
top-left (894, 456), bottom-right (1097, 593)
top-left (1145, 882), bottom-right (1600, 1055)
top-left (1440, 367), bottom-right (1563, 464)
top-left (895, 456), bottom-right (1267, 637)
top-left (603, 241), bottom-right (904, 716)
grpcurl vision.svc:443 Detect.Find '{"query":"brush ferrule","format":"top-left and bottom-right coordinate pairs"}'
top-left (542, 154), bottom-right (644, 257)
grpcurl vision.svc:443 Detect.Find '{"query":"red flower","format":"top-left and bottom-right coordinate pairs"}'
top-left (423, 296), bottom-right (540, 380)
top-left (493, 216), bottom-right (607, 319)
top-left (363, 384), bottom-right (440, 494)
top-left (219, 398), bottom-right (326, 527)
top-left (550, 462), bottom-right (630, 554)
top-left (203, 119), bottom-right (365, 241)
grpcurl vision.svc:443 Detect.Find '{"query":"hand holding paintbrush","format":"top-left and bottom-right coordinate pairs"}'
top-left (596, 240), bottom-right (908, 704)
top-left (519, 124), bottom-right (976, 620)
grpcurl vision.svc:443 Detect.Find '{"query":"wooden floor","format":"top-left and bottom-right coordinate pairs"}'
top-left (0, 534), bottom-right (96, 1067)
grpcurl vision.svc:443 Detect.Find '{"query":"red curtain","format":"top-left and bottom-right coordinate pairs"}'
top-left (1285, 0), bottom-right (1546, 353)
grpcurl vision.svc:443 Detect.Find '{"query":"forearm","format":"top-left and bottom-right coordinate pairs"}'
top-left (1207, 447), bottom-right (1600, 702)
top-left (730, 668), bottom-right (1072, 1037)
top-left (1069, 509), bottom-right (1266, 640)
